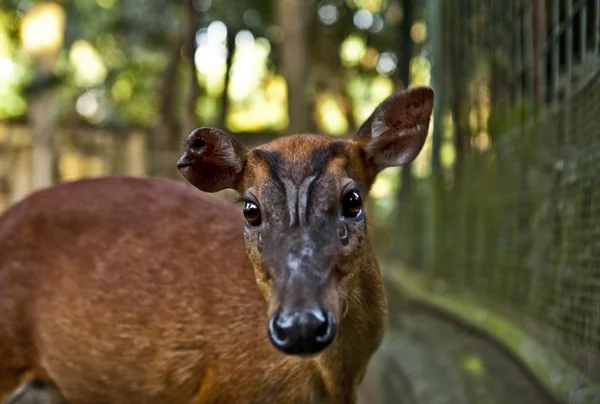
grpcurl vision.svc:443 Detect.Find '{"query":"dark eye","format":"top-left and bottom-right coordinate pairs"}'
top-left (341, 190), bottom-right (362, 218)
top-left (243, 201), bottom-right (262, 226)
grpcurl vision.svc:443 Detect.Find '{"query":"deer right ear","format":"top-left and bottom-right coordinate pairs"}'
top-left (355, 86), bottom-right (434, 173)
top-left (177, 127), bottom-right (248, 193)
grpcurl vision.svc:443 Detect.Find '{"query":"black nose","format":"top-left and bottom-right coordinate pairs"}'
top-left (268, 308), bottom-right (337, 355)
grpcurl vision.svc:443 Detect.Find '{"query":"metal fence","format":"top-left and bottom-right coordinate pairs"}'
top-left (392, 0), bottom-right (600, 386)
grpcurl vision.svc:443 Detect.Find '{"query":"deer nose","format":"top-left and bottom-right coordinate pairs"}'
top-left (268, 308), bottom-right (337, 355)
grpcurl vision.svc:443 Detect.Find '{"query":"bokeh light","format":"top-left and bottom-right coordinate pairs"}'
top-left (353, 9), bottom-right (374, 30)
top-left (20, 3), bottom-right (65, 56)
top-left (318, 4), bottom-right (339, 25)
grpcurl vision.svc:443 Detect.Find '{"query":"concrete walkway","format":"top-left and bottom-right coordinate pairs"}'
top-left (359, 286), bottom-right (558, 404)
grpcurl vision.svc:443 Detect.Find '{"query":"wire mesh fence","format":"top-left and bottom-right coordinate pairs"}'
top-left (392, 0), bottom-right (600, 383)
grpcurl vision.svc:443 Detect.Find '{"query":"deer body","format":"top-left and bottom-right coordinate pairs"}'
top-left (0, 87), bottom-right (434, 403)
top-left (0, 177), bottom-right (384, 403)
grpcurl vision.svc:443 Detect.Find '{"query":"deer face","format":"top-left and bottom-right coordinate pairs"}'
top-left (177, 87), bottom-right (434, 356)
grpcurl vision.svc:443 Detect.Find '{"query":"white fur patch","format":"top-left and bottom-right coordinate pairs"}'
top-left (371, 115), bottom-right (388, 138)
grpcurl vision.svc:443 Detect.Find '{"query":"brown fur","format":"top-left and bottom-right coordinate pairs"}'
top-left (0, 87), bottom-right (434, 403)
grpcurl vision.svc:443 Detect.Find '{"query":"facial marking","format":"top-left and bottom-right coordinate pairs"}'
top-left (283, 179), bottom-right (299, 227)
top-left (298, 175), bottom-right (317, 226)
top-left (253, 149), bottom-right (286, 192)
top-left (286, 233), bottom-right (315, 278)
top-left (252, 140), bottom-right (349, 228)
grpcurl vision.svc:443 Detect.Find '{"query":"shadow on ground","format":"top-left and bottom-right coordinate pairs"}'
top-left (359, 285), bottom-right (558, 404)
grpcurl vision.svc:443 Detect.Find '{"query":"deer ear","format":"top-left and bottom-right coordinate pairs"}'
top-left (356, 86), bottom-right (434, 172)
top-left (177, 127), bottom-right (248, 192)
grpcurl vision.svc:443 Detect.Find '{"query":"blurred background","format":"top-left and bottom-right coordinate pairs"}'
top-left (0, 0), bottom-right (599, 402)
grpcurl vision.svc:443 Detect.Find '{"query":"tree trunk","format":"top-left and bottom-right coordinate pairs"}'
top-left (8, 127), bottom-right (33, 203)
top-left (339, 73), bottom-right (356, 132)
top-left (450, 2), bottom-right (469, 169)
top-left (183, 0), bottom-right (200, 135)
top-left (218, 29), bottom-right (236, 130)
top-left (531, 0), bottom-right (546, 106)
top-left (398, 0), bottom-right (413, 90)
top-left (154, 39), bottom-right (182, 178)
top-left (398, 0), bottom-right (413, 200)
top-left (125, 129), bottom-right (148, 177)
top-left (275, 0), bottom-right (311, 134)
top-left (451, 95), bottom-right (470, 166)
top-left (29, 87), bottom-right (59, 192)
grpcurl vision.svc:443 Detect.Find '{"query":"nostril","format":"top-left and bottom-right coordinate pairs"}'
top-left (315, 311), bottom-right (329, 339)
top-left (315, 310), bottom-right (336, 344)
top-left (268, 313), bottom-right (289, 346)
top-left (274, 319), bottom-right (287, 342)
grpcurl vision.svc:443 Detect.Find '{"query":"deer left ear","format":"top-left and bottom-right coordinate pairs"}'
top-left (356, 86), bottom-right (434, 173)
top-left (177, 127), bottom-right (248, 193)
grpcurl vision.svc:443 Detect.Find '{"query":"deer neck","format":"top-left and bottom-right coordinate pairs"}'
top-left (315, 250), bottom-right (388, 402)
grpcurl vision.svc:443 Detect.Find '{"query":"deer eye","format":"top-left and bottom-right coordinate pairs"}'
top-left (341, 190), bottom-right (362, 218)
top-left (243, 201), bottom-right (262, 226)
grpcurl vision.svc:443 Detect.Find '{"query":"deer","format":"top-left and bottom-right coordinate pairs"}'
top-left (0, 86), bottom-right (434, 404)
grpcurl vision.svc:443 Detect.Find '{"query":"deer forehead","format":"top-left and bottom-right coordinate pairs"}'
top-left (244, 135), bottom-right (357, 191)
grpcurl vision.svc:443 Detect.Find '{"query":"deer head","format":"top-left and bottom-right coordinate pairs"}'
top-left (177, 86), bottom-right (434, 356)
